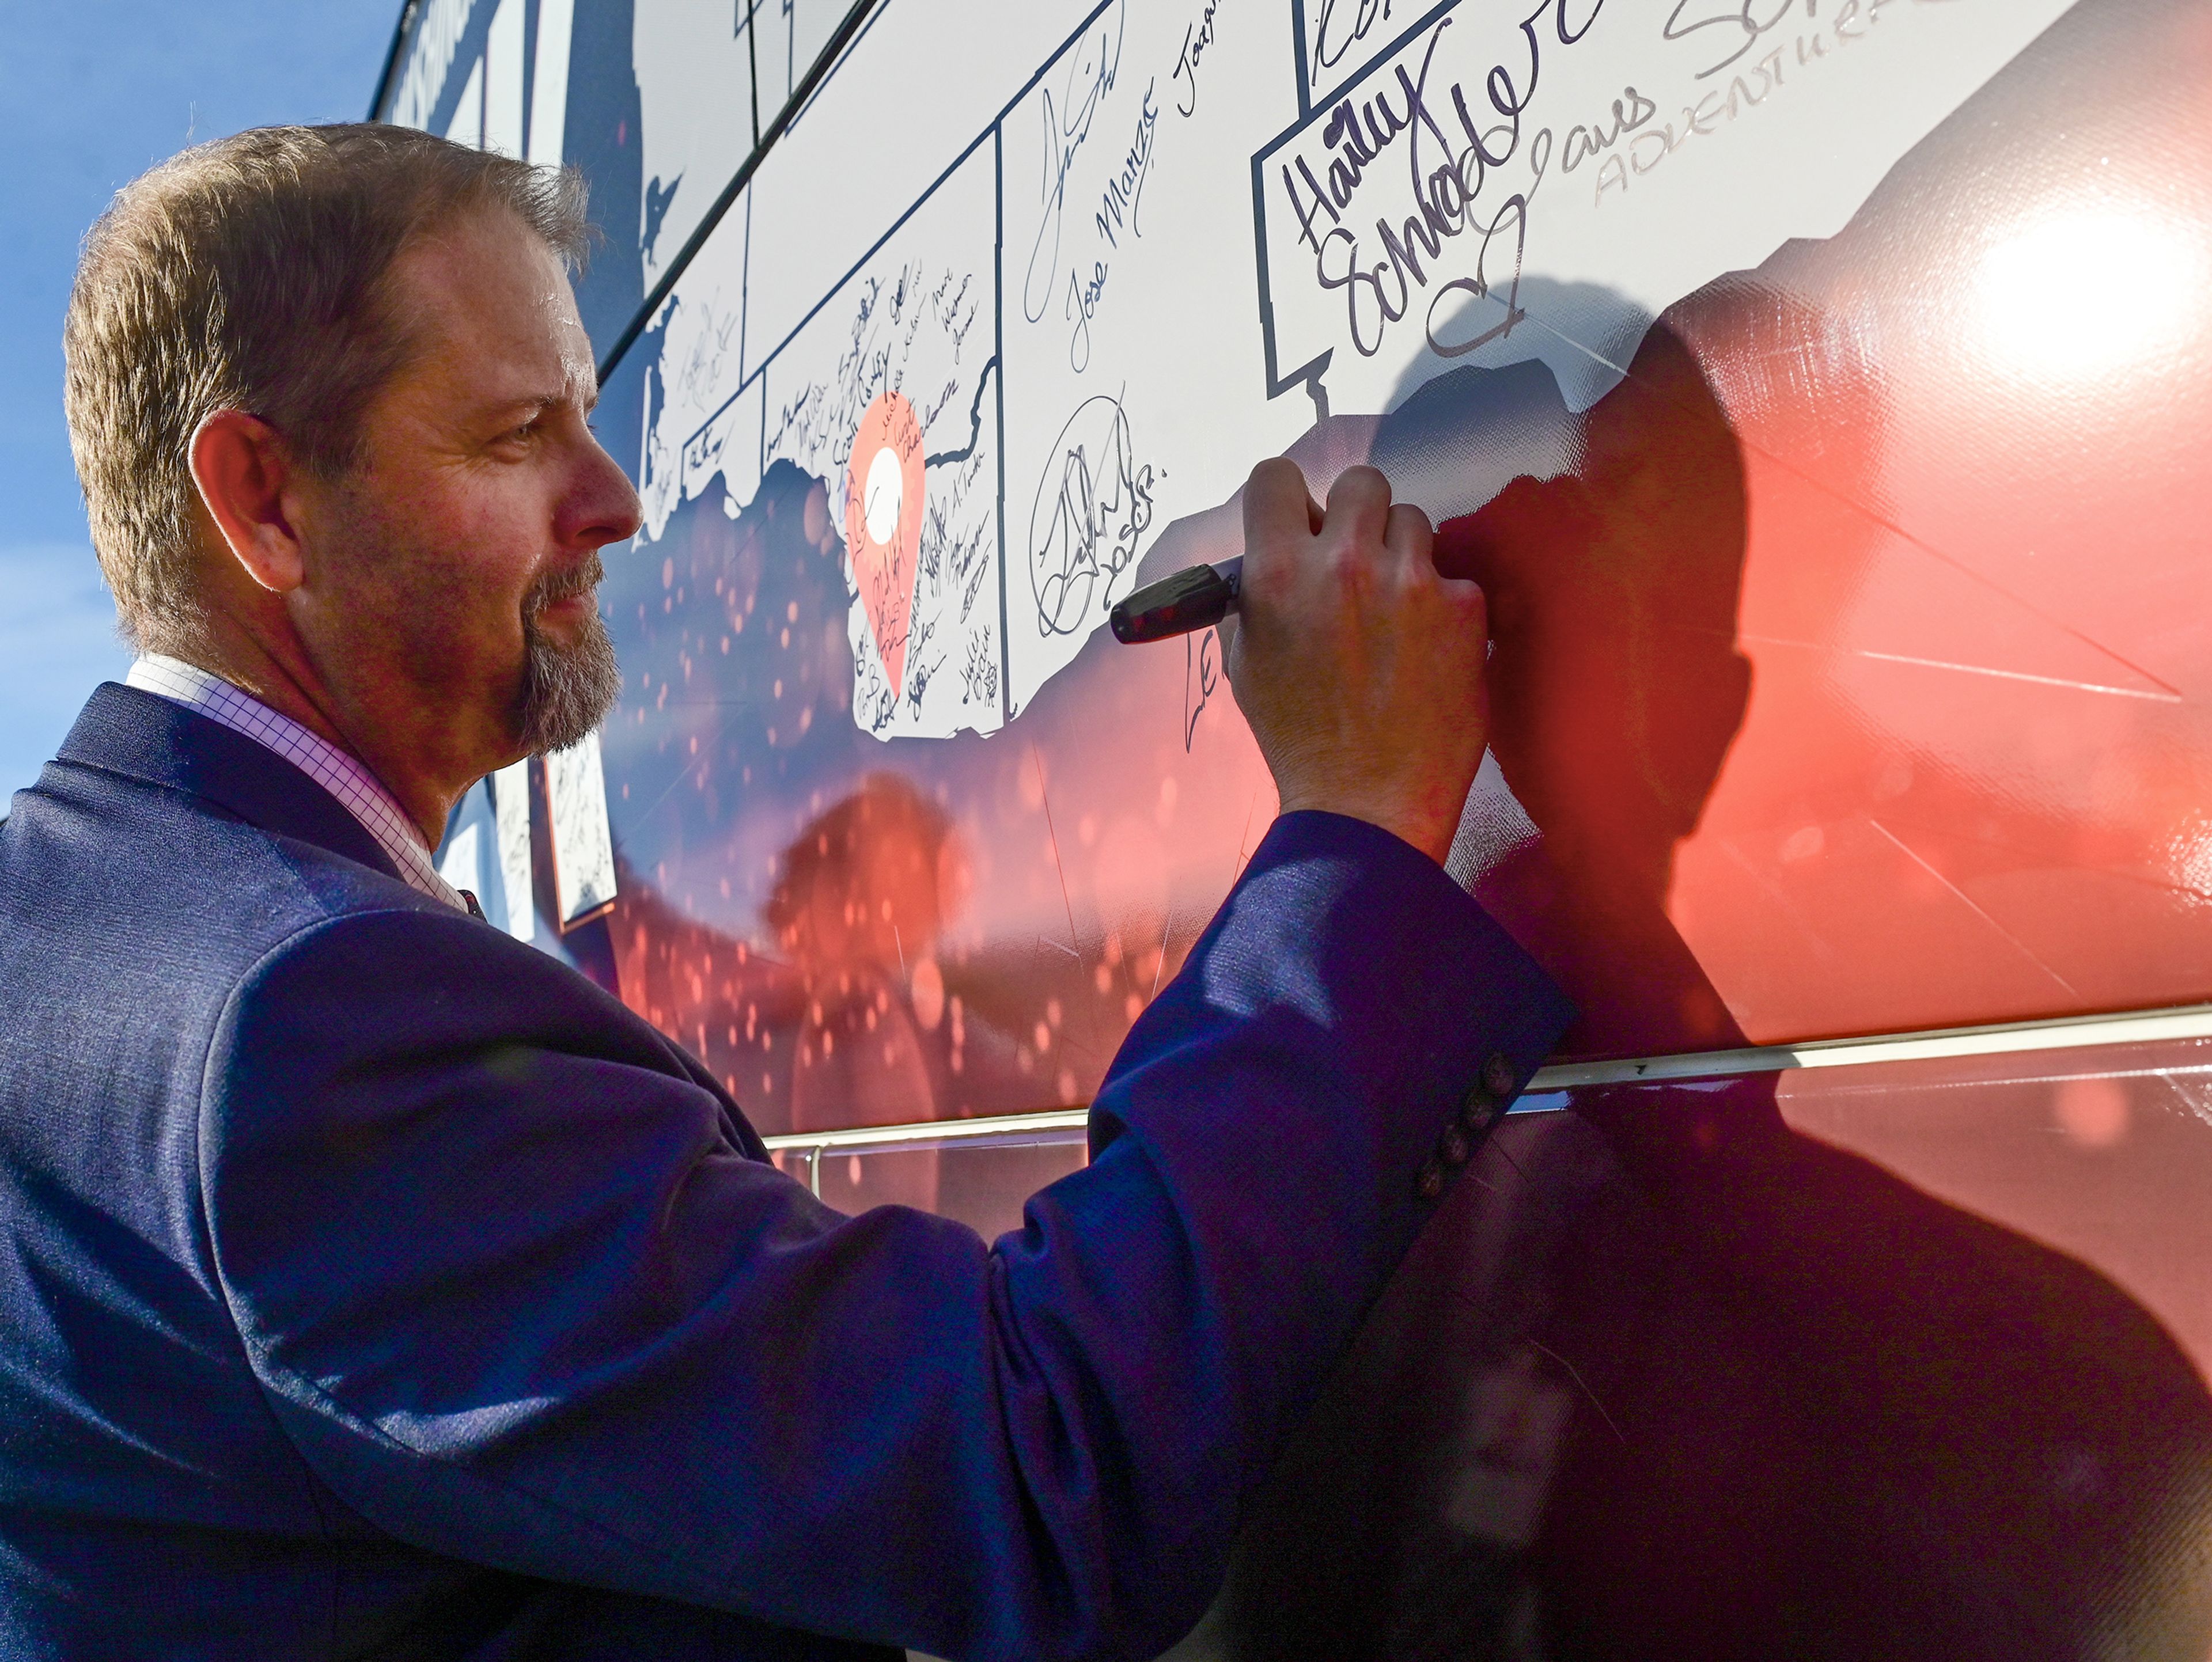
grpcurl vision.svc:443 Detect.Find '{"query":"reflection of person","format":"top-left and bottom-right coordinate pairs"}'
top-left (768, 773), bottom-right (962, 1138)
top-left (0, 124), bottom-right (1571, 1658)
top-left (763, 774), bottom-right (965, 1211)
top-left (1212, 309), bottom-right (2212, 1661)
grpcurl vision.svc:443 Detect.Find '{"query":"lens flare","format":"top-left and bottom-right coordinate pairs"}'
top-left (1974, 204), bottom-right (2209, 384)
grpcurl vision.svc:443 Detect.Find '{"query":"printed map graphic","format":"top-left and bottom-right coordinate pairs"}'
top-left (625, 0), bottom-right (2074, 737)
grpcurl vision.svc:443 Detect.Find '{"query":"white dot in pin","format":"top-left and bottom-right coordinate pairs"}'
top-left (863, 446), bottom-right (903, 545)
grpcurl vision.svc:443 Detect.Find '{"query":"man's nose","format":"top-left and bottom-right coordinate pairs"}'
top-left (566, 434), bottom-right (645, 551)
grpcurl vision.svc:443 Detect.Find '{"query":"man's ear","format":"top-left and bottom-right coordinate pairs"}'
top-left (189, 411), bottom-right (306, 594)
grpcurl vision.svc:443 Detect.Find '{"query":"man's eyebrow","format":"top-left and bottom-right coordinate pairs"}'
top-left (489, 384), bottom-right (599, 422)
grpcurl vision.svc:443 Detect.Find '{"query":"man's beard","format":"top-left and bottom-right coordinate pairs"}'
top-left (515, 553), bottom-right (622, 755)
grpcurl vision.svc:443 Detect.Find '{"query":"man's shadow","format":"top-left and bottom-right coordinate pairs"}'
top-left (1192, 301), bottom-right (2212, 1660)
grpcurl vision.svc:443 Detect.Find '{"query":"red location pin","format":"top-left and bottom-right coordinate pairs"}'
top-left (844, 392), bottom-right (927, 697)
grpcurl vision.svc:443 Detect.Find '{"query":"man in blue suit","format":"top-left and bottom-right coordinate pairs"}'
top-left (0, 124), bottom-right (1570, 1659)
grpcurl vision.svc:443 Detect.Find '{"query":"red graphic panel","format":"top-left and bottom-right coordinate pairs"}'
top-left (597, 0), bottom-right (2212, 1132)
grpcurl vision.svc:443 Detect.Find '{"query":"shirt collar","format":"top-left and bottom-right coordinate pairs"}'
top-left (124, 655), bottom-right (465, 912)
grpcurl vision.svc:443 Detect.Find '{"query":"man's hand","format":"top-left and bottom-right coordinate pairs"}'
top-left (1219, 460), bottom-right (1488, 866)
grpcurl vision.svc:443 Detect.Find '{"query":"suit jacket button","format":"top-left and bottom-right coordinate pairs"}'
top-left (1483, 1052), bottom-right (1516, 1098)
top-left (1461, 1085), bottom-right (1498, 1131)
top-left (1440, 1125), bottom-right (1472, 1167)
top-left (1416, 1159), bottom-right (1446, 1201)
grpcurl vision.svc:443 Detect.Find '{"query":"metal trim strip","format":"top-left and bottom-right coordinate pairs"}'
top-left (760, 1003), bottom-right (2212, 1157)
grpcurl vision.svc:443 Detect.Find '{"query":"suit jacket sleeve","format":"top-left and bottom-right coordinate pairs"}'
top-left (200, 809), bottom-right (1573, 1662)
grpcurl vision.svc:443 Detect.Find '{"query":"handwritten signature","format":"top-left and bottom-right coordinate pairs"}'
top-left (1278, 1), bottom-right (1604, 362)
top-left (1618, 0), bottom-right (1904, 199)
top-left (1067, 261), bottom-right (1109, 372)
top-left (672, 294), bottom-right (739, 413)
top-left (961, 625), bottom-right (1000, 708)
top-left (906, 615), bottom-right (942, 718)
top-left (1306, 0), bottom-right (1394, 86)
top-left (916, 442), bottom-right (994, 623)
top-left (1183, 627), bottom-right (1219, 750)
top-left (1175, 0), bottom-right (1224, 116)
top-left (1027, 394), bottom-right (1156, 639)
top-left (1662, 0), bottom-right (1907, 81)
top-left (929, 268), bottom-right (979, 362)
top-left (768, 269), bottom-right (899, 480)
top-left (1022, 3), bottom-right (1128, 326)
top-left (1093, 79), bottom-right (1161, 254)
top-left (1061, 76), bottom-right (1162, 371)
top-left (1557, 84), bottom-right (1657, 176)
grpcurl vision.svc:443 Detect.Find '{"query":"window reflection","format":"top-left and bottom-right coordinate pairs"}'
top-left (1212, 1041), bottom-right (2212, 1661)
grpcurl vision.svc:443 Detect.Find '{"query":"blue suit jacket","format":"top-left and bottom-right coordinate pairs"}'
top-left (0, 684), bottom-right (1570, 1660)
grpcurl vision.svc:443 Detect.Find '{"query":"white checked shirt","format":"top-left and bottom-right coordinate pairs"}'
top-left (126, 655), bottom-right (467, 912)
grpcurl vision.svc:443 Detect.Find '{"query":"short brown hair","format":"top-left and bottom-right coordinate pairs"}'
top-left (63, 123), bottom-right (589, 650)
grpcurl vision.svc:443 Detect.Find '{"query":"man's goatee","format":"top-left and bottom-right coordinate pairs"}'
top-left (516, 555), bottom-right (622, 755)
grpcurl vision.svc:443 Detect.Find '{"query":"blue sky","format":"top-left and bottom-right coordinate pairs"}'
top-left (1, 0), bottom-right (400, 802)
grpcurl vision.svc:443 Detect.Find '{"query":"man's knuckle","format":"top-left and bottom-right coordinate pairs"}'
top-left (1326, 465), bottom-right (1387, 514)
top-left (1389, 500), bottom-right (1432, 532)
top-left (1324, 542), bottom-right (1368, 583)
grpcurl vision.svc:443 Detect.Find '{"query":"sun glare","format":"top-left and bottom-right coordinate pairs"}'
top-left (1974, 205), bottom-right (2208, 385)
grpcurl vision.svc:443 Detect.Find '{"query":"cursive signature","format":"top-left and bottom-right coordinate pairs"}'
top-left (1277, 1), bottom-right (1602, 362)
top-left (1663, 0), bottom-right (1912, 80)
top-left (1183, 627), bottom-right (1219, 750)
top-left (961, 625), bottom-right (999, 708)
top-left (1028, 394), bottom-right (1156, 639)
top-left (1175, 0), bottom-right (1224, 116)
top-left (1067, 261), bottom-right (1109, 371)
top-left (1093, 79), bottom-right (1161, 253)
top-left (1308, 0), bottom-right (1395, 86)
top-left (906, 614), bottom-right (942, 717)
top-left (1615, 0), bottom-right (1906, 200)
top-left (1022, 3), bottom-right (1128, 326)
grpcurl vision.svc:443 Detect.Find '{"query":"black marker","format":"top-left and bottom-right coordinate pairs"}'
top-left (1109, 556), bottom-right (1243, 644)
